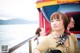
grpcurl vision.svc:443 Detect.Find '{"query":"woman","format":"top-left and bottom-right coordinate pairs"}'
top-left (33, 12), bottom-right (79, 53)
top-left (67, 17), bottom-right (75, 31)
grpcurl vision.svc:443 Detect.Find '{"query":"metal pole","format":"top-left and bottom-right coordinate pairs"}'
top-left (29, 40), bottom-right (32, 53)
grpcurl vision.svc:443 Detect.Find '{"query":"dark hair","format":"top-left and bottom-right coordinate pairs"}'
top-left (50, 12), bottom-right (70, 30)
top-left (35, 27), bottom-right (41, 37)
top-left (65, 13), bottom-right (74, 24)
top-left (49, 50), bottom-right (62, 53)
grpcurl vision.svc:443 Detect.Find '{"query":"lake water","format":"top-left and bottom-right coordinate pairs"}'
top-left (0, 24), bottom-right (39, 53)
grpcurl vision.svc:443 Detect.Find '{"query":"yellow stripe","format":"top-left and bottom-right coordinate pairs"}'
top-left (36, 1), bottom-right (57, 8)
top-left (36, 0), bottom-right (80, 8)
top-left (57, 0), bottom-right (80, 4)
top-left (57, 0), bottom-right (79, 2)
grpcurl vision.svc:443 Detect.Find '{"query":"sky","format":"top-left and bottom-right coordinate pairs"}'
top-left (0, 0), bottom-right (39, 21)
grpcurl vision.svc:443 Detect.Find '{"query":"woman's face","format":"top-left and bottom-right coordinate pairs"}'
top-left (51, 17), bottom-right (64, 31)
top-left (68, 17), bottom-right (75, 29)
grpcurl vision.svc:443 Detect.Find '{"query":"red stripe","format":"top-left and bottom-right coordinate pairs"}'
top-left (71, 31), bottom-right (80, 34)
top-left (65, 12), bottom-right (80, 15)
top-left (39, 11), bottom-right (44, 28)
top-left (45, 18), bottom-right (51, 35)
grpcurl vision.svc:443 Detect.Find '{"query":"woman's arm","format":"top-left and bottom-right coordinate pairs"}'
top-left (33, 49), bottom-right (40, 53)
top-left (71, 33), bottom-right (79, 53)
top-left (33, 36), bottom-right (49, 53)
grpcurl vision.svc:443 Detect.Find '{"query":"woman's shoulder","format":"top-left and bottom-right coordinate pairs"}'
top-left (69, 33), bottom-right (77, 41)
top-left (45, 34), bottom-right (55, 42)
top-left (40, 34), bottom-right (55, 43)
top-left (70, 33), bottom-right (76, 38)
top-left (41, 34), bottom-right (52, 41)
top-left (46, 34), bottom-right (52, 38)
top-left (39, 35), bottom-right (49, 42)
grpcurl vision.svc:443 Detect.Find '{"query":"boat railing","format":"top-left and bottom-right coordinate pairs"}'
top-left (8, 35), bottom-right (36, 53)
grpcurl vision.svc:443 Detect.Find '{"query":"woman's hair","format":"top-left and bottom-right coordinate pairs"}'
top-left (50, 12), bottom-right (70, 30)
top-left (65, 13), bottom-right (75, 24)
top-left (35, 27), bottom-right (41, 37)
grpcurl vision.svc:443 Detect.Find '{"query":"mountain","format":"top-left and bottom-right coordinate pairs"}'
top-left (0, 18), bottom-right (38, 25)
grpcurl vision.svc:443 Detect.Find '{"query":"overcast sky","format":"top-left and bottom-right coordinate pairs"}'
top-left (0, 0), bottom-right (39, 21)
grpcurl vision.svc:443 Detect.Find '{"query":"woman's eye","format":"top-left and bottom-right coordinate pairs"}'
top-left (51, 19), bottom-right (60, 22)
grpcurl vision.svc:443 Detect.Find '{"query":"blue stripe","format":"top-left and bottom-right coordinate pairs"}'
top-left (41, 3), bottom-right (80, 22)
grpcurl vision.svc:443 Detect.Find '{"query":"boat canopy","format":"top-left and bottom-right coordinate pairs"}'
top-left (41, 3), bottom-right (80, 21)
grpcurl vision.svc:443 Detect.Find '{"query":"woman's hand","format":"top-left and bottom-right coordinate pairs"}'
top-left (33, 49), bottom-right (40, 53)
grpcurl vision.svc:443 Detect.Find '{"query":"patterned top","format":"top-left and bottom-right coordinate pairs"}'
top-left (33, 33), bottom-right (79, 53)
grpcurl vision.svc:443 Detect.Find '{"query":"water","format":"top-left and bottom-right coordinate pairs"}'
top-left (0, 24), bottom-right (39, 53)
